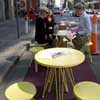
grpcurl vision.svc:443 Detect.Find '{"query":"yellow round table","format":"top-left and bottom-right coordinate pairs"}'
top-left (35, 48), bottom-right (85, 68)
top-left (35, 48), bottom-right (85, 100)
top-left (5, 82), bottom-right (37, 100)
top-left (73, 81), bottom-right (100, 100)
top-left (54, 30), bottom-right (71, 47)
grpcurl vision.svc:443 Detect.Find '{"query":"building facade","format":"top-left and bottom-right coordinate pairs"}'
top-left (0, 0), bottom-right (15, 23)
top-left (0, 0), bottom-right (100, 23)
top-left (0, 0), bottom-right (5, 22)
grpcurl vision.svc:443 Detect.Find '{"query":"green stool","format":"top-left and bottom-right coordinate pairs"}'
top-left (30, 47), bottom-right (44, 72)
top-left (5, 82), bottom-right (37, 100)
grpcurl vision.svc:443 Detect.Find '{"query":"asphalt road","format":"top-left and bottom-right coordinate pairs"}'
top-left (54, 14), bottom-right (100, 33)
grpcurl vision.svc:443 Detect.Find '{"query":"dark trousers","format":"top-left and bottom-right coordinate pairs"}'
top-left (72, 33), bottom-right (89, 50)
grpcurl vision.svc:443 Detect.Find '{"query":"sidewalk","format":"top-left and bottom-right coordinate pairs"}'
top-left (0, 18), bottom-right (35, 84)
top-left (0, 18), bottom-right (35, 99)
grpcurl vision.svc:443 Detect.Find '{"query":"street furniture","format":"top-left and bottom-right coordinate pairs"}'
top-left (5, 82), bottom-right (37, 100)
top-left (35, 48), bottom-right (85, 100)
top-left (91, 13), bottom-right (98, 54)
top-left (81, 41), bottom-right (93, 63)
top-left (73, 81), bottom-right (100, 100)
top-left (54, 30), bottom-right (73, 47)
top-left (29, 43), bottom-right (48, 72)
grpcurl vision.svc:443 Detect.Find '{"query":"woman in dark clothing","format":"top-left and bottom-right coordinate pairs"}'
top-left (45, 15), bottom-right (55, 35)
top-left (35, 9), bottom-right (48, 44)
top-left (45, 10), bottom-right (56, 46)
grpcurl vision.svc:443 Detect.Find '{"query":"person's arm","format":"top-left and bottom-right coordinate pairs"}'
top-left (71, 25), bottom-right (81, 32)
top-left (70, 21), bottom-right (81, 33)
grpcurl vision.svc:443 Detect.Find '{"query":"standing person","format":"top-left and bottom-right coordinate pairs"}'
top-left (70, 2), bottom-right (92, 50)
top-left (45, 9), bottom-right (56, 46)
top-left (35, 9), bottom-right (48, 44)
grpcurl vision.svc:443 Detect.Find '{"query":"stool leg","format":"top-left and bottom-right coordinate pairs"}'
top-left (30, 54), bottom-right (34, 66)
top-left (87, 46), bottom-right (92, 63)
top-left (30, 53), bottom-right (38, 72)
top-left (34, 61), bottom-right (38, 72)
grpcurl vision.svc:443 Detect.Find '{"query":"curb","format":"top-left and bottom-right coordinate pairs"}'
top-left (0, 47), bottom-right (26, 84)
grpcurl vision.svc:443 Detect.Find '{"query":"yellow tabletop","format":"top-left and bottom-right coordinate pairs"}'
top-left (35, 48), bottom-right (85, 68)
top-left (5, 82), bottom-right (37, 100)
top-left (55, 30), bottom-right (71, 37)
top-left (74, 81), bottom-right (100, 100)
top-left (68, 21), bottom-right (78, 27)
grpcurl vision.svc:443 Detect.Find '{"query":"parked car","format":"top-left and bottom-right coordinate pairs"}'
top-left (53, 7), bottom-right (61, 14)
top-left (86, 9), bottom-right (100, 20)
top-left (86, 9), bottom-right (94, 14)
top-left (68, 10), bottom-right (78, 17)
top-left (60, 8), bottom-right (69, 15)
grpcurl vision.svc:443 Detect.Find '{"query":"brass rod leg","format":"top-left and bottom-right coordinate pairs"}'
top-left (47, 69), bottom-right (51, 84)
top-left (42, 68), bottom-right (50, 98)
top-left (61, 68), bottom-right (69, 92)
top-left (55, 69), bottom-right (59, 100)
top-left (69, 68), bottom-right (75, 85)
top-left (66, 68), bottom-right (75, 87)
top-left (63, 68), bottom-right (69, 92)
top-left (59, 69), bottom-right (61, 100)
top-left (61, 79), bottom-right (64, 100)
top-left (48, 69), bottom-right (54, 93)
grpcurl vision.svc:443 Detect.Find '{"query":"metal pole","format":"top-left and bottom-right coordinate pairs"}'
top-left (15, 0), bottom-right (20, 38)
top-left (16, 15), bottom-right (20, 38)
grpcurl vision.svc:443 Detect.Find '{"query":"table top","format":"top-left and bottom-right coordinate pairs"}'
top-left (74, 81), bottom-right (100, 100)
top-left (54, 30), bottom-right (72, 42)
top-left (58, 20), bottom-right (78, 26)
top-left (56, 30), bottom-right (71, 36)
top-left (35, 48), bottom-right (85, 68)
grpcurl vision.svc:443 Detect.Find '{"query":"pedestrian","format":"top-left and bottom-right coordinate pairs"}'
top-left (70, 2), bottom-right (92, 50)
top-left (35, 9), bottom-right (48, 44)
top-left (45, 9), bottom-right (56, 47)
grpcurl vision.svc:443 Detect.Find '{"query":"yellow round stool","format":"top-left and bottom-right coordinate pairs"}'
top-left (73, 81), bottom-right (100, 100)
top-left (5, 82), bottom-right (37, 100)
top-left (81, 41), bottom-right (93, 63)
top-left (30, 47), bottom-right (44, 54)
top-left (30, 47), bottom-right (44, 72)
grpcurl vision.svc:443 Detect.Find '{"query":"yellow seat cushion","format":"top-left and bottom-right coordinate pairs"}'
top-left (35, 43), bottom-right (48, 47)
top-left (85, 41), bottom-right (93, 46)
top-left (30, 47), bottom-right (44, 54)
top-left (73, 81), bottom-right (100, 100)
top-left (5, 82), bottom-right (37, 100)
